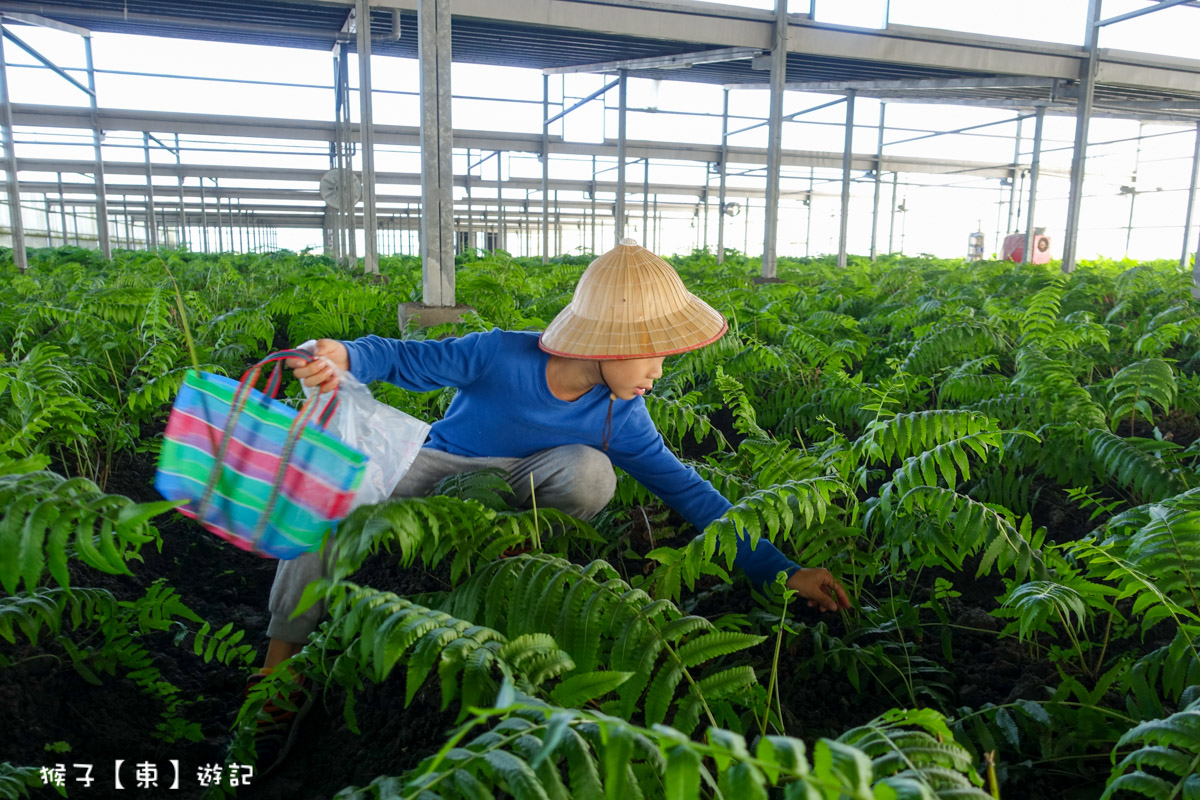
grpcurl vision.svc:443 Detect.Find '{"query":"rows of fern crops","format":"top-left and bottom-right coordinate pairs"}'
top-left (3, 245), bottom-right (1200, 799)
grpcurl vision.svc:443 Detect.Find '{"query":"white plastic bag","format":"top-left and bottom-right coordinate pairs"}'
top-left (298, 340), bottom-right (430, 509)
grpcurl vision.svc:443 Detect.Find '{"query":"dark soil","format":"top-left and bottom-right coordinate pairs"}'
top-left (2, 451), bottom-right (456, 800)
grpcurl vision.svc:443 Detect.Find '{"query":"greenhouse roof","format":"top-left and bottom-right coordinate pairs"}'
top-left (5, 0), bottom-right (1200, 121)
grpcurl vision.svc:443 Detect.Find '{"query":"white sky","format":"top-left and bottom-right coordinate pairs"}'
top-left (5, 0), bottom-right (1200, 261)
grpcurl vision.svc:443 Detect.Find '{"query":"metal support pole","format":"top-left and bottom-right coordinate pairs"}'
top-left (0, 27), bottom-right (26, 269)
top-left (173, 133), bottom-right (185, 249)
top-left (837, 91), bottom-right (855, 268)
top-left (198, 178), bottom-right (208, 252)
top-left (466, 148), bottom-right (473, 253)
top-left (717, 88), bottom-right (728, 264)
top-left (615, 69), bottom-right (627, 243)
top-left (1181, 122), bottom-right (1200, 274)
top-left (541, 75), bottom-right (550, 263)
top-left (805, 167), bottom-right (814, 257)
top-left (870, 102), bottom-right (885, 261)
top-left (56, 173), bottom-right (67, 248)
top-left (761, 0), bottom-right (788, 279)
top-left (590, 154), bottom-right (597, 254)
top-left (357, 0), bottom-right (379, 273)
top-left (498, 151), bottom-right (506, 252)
top-left (214, 179), bottom-right (223, 251)
top-left (642, 158), bottom-right (649, 241)
top-left (1007, 117), bottom-right (1023, 236)
top-left (121, 194), bottom-right (130, 249)
top-left (418, 0), bottom-right (454, 305)
top-left (1125, 123), bottom-right (1145, 258)
top-left (1062, 0), bottom-right (1102, 273)
top-left (888, 172), bottom-right (898, 254)
top-left (81, 36), bottom-right (112, 258)
top-left (142, 132), bottom-right (158, 249)
top-left (1023, 105), bottom-right (1046, 265)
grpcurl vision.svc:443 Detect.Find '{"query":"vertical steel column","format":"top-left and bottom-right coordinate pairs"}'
top-left (1023, 105), bottom-right (1046, 265)
top-left (1181, 122), bottom-right (1200, 274)
top-left (1062, 0), bottom-right (1103, 273)
top-left (198, 178), bottom-right (208, 252)
top-left (1007, 117), bottom-right (1023, 235)
top-left (888, 172), bottom-right (898, 254)
top-left (418, 0), bottom-right (455, 305)
top-left (57, 173), bottom-right (68, 248)
top-left (465, 148), bottom-right (473, 252)
top-left (541, 75), bottom-right (550, 263)
top-left (837, 91), bottom-right (855, 268)
top-left (761, 0), bottom-right (788, 278)
top-left (590, 154), bottom-right (597, 254)
top-left (357, 0), bottom-right (380, 273)
top-left (173, 133), bottom-right (185, 248)
top-left (653, 194), bottom-right (659, 253)
top-left (716, 88), bottom-right (729, 264)
top-left (805, 168), bottom-right (814, 257)
top-left (214, 179), bottom-right (223, 251)
top-left (870, 102), bottom-right (885, 261)
top-left (142, 132), bottom-right (158, 249)
top-left (642, 158), bottom-right (649, 241)
top-left (1124, 122), bottom-right (1145, 257)
top-left (82, 36), bottom-right (111, 258)
top-left (121, 194), bottom-right (130, 249)
top-left (615, 69), bottom-right (627, 243)
top-left (0, 27), bottom-right (26, 269)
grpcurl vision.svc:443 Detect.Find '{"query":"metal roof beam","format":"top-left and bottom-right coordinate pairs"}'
top-left (543, 46), bottom-right (762, 75)
top-left (1097, 0), bottom-right (1196, 27)
top-left (0, 11), bottom-right (89, 37)
top-left (725, 75), bottom-right (1058, 94)
top-left (11, 104), bottom-right (1056, 177)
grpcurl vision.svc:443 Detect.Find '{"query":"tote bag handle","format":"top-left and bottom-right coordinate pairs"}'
top-left (196, 349), bottom-right (340, 548)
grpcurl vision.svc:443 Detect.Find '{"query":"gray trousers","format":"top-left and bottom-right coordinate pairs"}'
top-left (266, 444), bottom-right (617, 643)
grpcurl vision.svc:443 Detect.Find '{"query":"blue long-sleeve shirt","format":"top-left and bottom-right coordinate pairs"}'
top-left (343, 329), bottom-right (801, 586)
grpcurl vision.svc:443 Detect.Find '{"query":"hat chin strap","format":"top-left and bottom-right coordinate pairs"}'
top-left (597, 361), bottom-right (618, 452)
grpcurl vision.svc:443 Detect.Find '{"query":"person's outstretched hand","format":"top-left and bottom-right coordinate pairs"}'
top-left (287, 339), bottom-right (349, 394)
top-left (786, 567), bottom-right (852, 613)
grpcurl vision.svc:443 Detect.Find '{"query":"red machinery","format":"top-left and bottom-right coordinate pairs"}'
top-left (1002, 232), bottom-right (1052, 264)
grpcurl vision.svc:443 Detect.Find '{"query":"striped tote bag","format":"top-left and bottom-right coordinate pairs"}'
top-left (154, 350), bottom-right (367, 559)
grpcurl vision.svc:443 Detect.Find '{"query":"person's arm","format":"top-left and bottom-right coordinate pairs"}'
top-left (341, 329), bottom-right (503, 391)
top-left (606, 410), bottom-right (800, 586)
top-left (608, 407), bottom-right (851, 612)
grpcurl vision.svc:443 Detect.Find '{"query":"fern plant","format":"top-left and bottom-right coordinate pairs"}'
top-left (1101, 692), bottom-right (1200, 799)
top-left (334, 686), bottom-right (990, 800)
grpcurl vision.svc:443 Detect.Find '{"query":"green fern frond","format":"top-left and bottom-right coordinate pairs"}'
top-left (838, 708), bottom-right (991, 799)
top-left (900, 320), bottom-right (1008, 376)
top-left (0, 762), bottom-right (59, 800)
top-left (644, 393), bottom-right (729, 453)
top-left (337, 689), bottom-right (988, 800)
top-left (855, 410), bottom-right (999, 466)
top-left (1019, 275), bottom-right (1066, 344)
top-left (432, 555), bottom-right (765, 729)
top-left (1101, 695), bottom-right (1200, 800)
top-left (874, 486), bottom-right (1047, 581)
top-left (1085, 428), bottom-right (1186, 504)
top-left (1109, 358), bottom-right (1176, 432)
top-left (702, 476), bottom-right (847, 573)
top-left (0, 471), bottom-right (176, 594)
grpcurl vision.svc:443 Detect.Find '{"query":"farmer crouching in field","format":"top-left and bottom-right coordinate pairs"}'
top-left (251, 238), bottom-right (851, 773)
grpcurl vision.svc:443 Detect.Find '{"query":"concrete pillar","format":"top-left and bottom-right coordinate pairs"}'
top-left (418, 0), bottom-right (455, 305)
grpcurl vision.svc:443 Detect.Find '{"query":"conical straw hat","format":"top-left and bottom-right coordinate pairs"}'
top-left (539, 238), bottom-right (728, 360)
